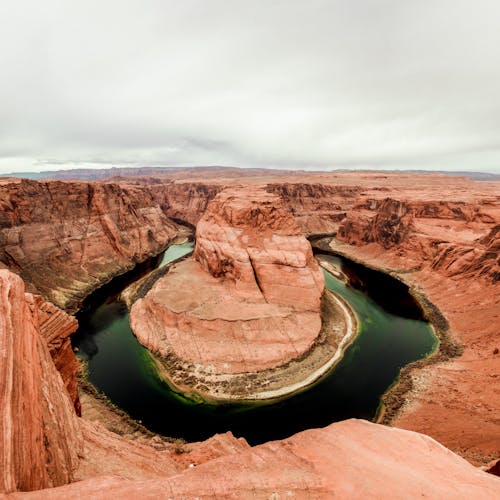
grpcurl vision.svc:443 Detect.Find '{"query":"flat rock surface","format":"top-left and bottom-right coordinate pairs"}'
top-left (132, 258), bottom-right (321, 374)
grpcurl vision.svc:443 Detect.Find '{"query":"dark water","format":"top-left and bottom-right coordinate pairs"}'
top-left (72, 244), bottom-right (437, 445)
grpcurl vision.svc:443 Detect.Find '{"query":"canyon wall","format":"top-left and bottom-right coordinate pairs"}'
top-left (0, 270), bottom-right (83, 493)
top-left (1, 172), bottom-right (499, 496)
top-left (266, 182), bottom-right (361, 235)
top-left (149, 181), bottom-right (223, 227)
top-left (32, 297), bottom-right (80, 414)
top-left (326, 180), bottom-right (500, 465)
top-left (0, 179), bottom-right (180, 312)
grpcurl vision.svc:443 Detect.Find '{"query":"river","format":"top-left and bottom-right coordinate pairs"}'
top-left (72, 242), bottom-right (437, 445)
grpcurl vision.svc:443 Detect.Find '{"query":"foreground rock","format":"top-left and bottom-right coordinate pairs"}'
top-left (130, 187), bottom-right (340, 400)
top-left (0, 269), bottom-right (249, 493)
top-left (11, 420), bottom-right (500, 499)
top-left (0, 270), bottom-right (83, 493)
top-left (30, 295), bottom-right (80, 414)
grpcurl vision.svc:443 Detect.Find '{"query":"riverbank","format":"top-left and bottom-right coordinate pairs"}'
top-left (313, 236), bottom-right (499, 466)
top-left (120, 241), bottom-right (194, 307)
top-left (311, 238), bottom-right (448, 423)
top-left (147, 288), bottom-right (358, 403)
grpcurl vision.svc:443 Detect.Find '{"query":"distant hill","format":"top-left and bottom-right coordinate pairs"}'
top-left (1, 165), bottom-right (499, 181)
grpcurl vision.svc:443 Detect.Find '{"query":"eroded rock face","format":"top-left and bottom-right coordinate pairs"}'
top-left (266, 182), bottom-right (360, 235)
top-left (131, 187), bottom-right (326, 395)
top-left (0, 179), bottom-right (179, 312)
top-left (337, 197), bottom-right (500, 282)
top-left (31, 296), bottom-right (80, 414)
top-left (15, 420), bottom-right (500, 499)
top-left (194, 187), bottom-right (324, 309)
top-left (0, 270), bottom-right (83, 493)
top-left (149, 181), bottom-right (223, 227)
top-left (326, 182), bottom-right (500, 464)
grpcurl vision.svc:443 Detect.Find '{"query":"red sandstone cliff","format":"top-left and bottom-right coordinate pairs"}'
top-left (30, 296), bottom-right (80, 414)
top-left (0, 270), bottom-right (83, 493)
top-left (266, 182), bottom-right (360, 235)
top-left (327, 181), bottom-right (500, 464)
top-left (149, 181), bottom-right (223, 227)
top-left (0, 179), bottom-right (180, 312)
top-left (338, 197), bottom-right (499, 283)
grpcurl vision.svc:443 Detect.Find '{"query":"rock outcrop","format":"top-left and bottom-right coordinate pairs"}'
top-left (13, 420), bottom-right (500, 499)
top-left (0, 270), bottom-right (83, 493)
top-left (0, 179), bottom-right (180, 312)
top-left (29, 295), bottom-right (80, 415)
top-left (130, 187), bottom-right (333, 399)
top-left (194, 187), bottom-right (324, 309)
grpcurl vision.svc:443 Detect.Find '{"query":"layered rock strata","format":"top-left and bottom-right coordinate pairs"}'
top-left (130, 188), bottom-right (349, 400)
top-left (327, 187), bottom-right (500, 464)
top-left (0, 270), bottom-right (83, 493)
top-left (0, 268), bottom-right (251, 493)
top-left (0, 179), bottom-right (180, 312)
top-left (29, 295), bottom-right (80, 414)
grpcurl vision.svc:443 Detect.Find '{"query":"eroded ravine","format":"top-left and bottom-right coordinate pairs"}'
top-left (72, 242), bottom-right (437, 445)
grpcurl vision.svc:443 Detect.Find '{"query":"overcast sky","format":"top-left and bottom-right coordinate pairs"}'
top-left (1, 0), bottom-right (499, 174)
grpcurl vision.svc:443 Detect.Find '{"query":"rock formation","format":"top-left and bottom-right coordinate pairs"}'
top-left (193, 187), bottom-right (324, 309)
top-left (1, 171), bottom-right (499, 496)
top-left (29, 295), bottom-right (80, 414)
top-left (12, 420), bottom-right (500, 498)
top-left (0, 179), bottom-right (180, 312)
top-left (0, 270), bottom-right (83, 493)
top-left (130, 187), bottom-right (341, 399)
top-left (149, 181), bottom-right (223, 227)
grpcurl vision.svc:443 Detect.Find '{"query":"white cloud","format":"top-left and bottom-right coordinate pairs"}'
top-left (1, 0), bottom-right (499, 174)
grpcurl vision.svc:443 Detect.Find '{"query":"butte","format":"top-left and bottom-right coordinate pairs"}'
top-left (130, 187), bottom-right (356, 401)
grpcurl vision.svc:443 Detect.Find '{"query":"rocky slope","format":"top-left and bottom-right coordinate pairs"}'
top-left (10, 420), bottom-right (500, 499)
top-left (0, 178), bottom-right (180, 312)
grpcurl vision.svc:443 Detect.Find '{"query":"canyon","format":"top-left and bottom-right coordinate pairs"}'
top-left (0, 170), bottom-right (499, 496)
